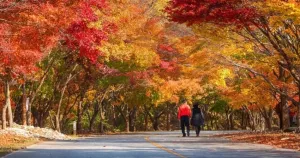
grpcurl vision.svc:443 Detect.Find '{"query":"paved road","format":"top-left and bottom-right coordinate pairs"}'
top-left (4, 131), bottom-right (300, 158)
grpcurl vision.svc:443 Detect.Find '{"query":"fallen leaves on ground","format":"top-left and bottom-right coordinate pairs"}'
top-left (0, 133), bottom-right (39, 157)
top-left (215, 132), bottom-right (300, 151)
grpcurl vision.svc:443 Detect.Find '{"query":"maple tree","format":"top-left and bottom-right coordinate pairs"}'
top-left (0, 0), bottom-right (76, 129)
top-left (166, 0), bottom-right (300, 130)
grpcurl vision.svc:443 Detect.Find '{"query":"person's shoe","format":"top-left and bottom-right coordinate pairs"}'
top-left (182, 133), bottom-right (186, 137)
top-left (196, 134), bottom-right (199, 137)
top-left (187, 132), bottom-right (190, 137)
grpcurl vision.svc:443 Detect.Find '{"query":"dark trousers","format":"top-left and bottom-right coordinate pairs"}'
top-left (195, 126), bottom-right (200, 136)
top-left (180, 116), bottom-right (190, 136)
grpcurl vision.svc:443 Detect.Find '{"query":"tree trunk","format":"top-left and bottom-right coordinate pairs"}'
top-left (2, 102), bottom-right (7, 129)
top-left (279, 94), bottom-right (290, 130)
top-left (245, 106), bottom-right (256, 131)
top-left (22, 83), bottom-right (27, 125)
top-left (77, 101), bottom-right (83, 134)
top-left (230, 113), bottom-right (234, 130)
top-left (241, 111), bottom-right (246, 130)
top-left (13, 97), bottom-right (22, 124)
top-left (129, 107), bottom-right (137, 132)
top-left (166, 104), bottom-right (170, 131)
top-left (93, 89), bottom-right (109, 133)
top-left (125, 119), bottom-right (129, 133)
top-left (27, 57), bottom-right (55, 126)
top-left (144, 112), bottom-right (148, 131)
top-left (56, 64), bottom-right (78, 132)
top-left (225, 111), bottom-right (230, 130)
top-left (297, 86), bottom-right (300, 128)
top-left (116, 104), bottom-right (129, 132)
top-left (297, 103), bottom-right (300, 128)
top-left (55, 115), bottom-right (60, 131)
top-left (26, 99), bottom-right (32, 126)
top-left (55, 83), bottom-right (68, 132)
top-left (2, 81), bottom-right (13, 128)
top-left (99, 121), bottom-right (104, 133)
top-left (153, 117), bottom-right (159, 131)
top-left (2, 81), bottom-right (10, 129)
top-left (261, 106), bottom-right (273, 131)
top-left (99, 100), bottom-right (106, 134)
top-left (112, 105), bottom-right (116, 128)
top-left (89, 101), bottom-right (100, 132)
top-left (7, 86), bottom-right (13, 127)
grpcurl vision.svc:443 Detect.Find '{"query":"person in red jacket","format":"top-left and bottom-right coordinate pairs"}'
top-left (178, 99), bottom-right (191, 137)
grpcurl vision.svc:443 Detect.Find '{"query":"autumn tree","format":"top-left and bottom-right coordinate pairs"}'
top-left (166, 0), bottom-right (300, 130)
top-left (0, 0), bottom-right (76, 129)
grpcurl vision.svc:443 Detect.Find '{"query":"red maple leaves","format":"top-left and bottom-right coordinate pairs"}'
top-left (0, 0), bottom-right (115, 79)
top-left (0, 24), bottom-right (42, 78)
top-left (65, 21), bottom-right (107, 63)
top-left (165, 0), bottom-right (261, 26)
top-left (65, 0), bottom-right (116, 64)
top-left (0, 0), bottom-right (76, 78)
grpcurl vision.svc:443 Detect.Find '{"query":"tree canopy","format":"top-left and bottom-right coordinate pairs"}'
top-left (0, 0), bottom-right (299, 133)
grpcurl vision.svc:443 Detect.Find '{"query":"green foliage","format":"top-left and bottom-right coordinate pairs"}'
top-left (210, 100), bottom-right (229, 113)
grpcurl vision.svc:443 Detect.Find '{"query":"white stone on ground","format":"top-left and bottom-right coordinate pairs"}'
top-left (0, 123), bottom-right (69, 140)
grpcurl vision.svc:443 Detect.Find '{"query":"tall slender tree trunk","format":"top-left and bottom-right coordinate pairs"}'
top-left (2, 81), bottom-right (11, 129)
top-left (99, 101), bottom-right (105, 134)
top-left (297, 86), bottom-right (300, 128)
top-left (1, 81), bottom-right (13, 128)
top-left (89, 101), bottom-right (99, 132)
top-left (26, 98), bottom-right (32, 126)
top-left (22, 83), bottom-right (27, 125)
top-left (4, 81), bottom-right (13, 127)
top-left (125, 119), bottom-right (129, 133)
top-left (125, 105), bottom-right (129, 132)
top-left (99, 121), bottom-right (104, 133)
top-left (55, 83), bottom-right (68, 132)
top-left (225, 110), bottom-right (230, 130)
top-left (2, 103), bottom-right (7, 129)
top-left (166, 104), bottom-right (170, 131)
top-left (279, 93), bottom-right (290, 130)
top-left (129, 107), bottom-right (137, 132)
top-left (77, 100), bottom-right (83, 134)
top-left (144, 112), bottom-right (148, 131)
top-left (116, 104), bottom-right (129, 132)
top-left (94, 89), bottom-right (109, 133)
top-left (153, 117), bottom-right (159, 131)
top-left (55, 64), bottom-right (78, 132)
top-left (112, 105), bottom-right (116, 128)
top-left (229, 113), bottom-right (234, 130)
top-left (27, 57), bottom-right (55, 126)
top-left (7, 92), bottom-right (13, 128)
top-left (241, 111), bottom-right (246, 130)
top-left (245, 106), bottom-right (256, 131)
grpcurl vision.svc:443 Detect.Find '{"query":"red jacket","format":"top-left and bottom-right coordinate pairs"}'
top-left (178, 103), bottom-right (191, 119)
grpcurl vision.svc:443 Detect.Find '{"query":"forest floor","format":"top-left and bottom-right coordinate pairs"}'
top-left (0, 134), bottom-right (40, 157)
top-left (0, 125), bottom-right (70, 157)
top-left (215, 132), bottom-right (300, 151)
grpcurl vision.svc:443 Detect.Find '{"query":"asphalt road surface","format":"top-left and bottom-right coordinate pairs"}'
top-left (4, 131), bottom-right (300, 158)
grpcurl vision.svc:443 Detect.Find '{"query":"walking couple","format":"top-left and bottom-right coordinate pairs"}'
top-left (177, 99), bottom-right (204, 137)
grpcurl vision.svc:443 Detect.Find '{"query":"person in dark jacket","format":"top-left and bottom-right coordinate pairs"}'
top-left (191, 102), bottom-right (204, 137)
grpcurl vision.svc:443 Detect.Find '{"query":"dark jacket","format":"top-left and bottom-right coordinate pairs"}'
top-left (191, 106), bottom-right (204, 126)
